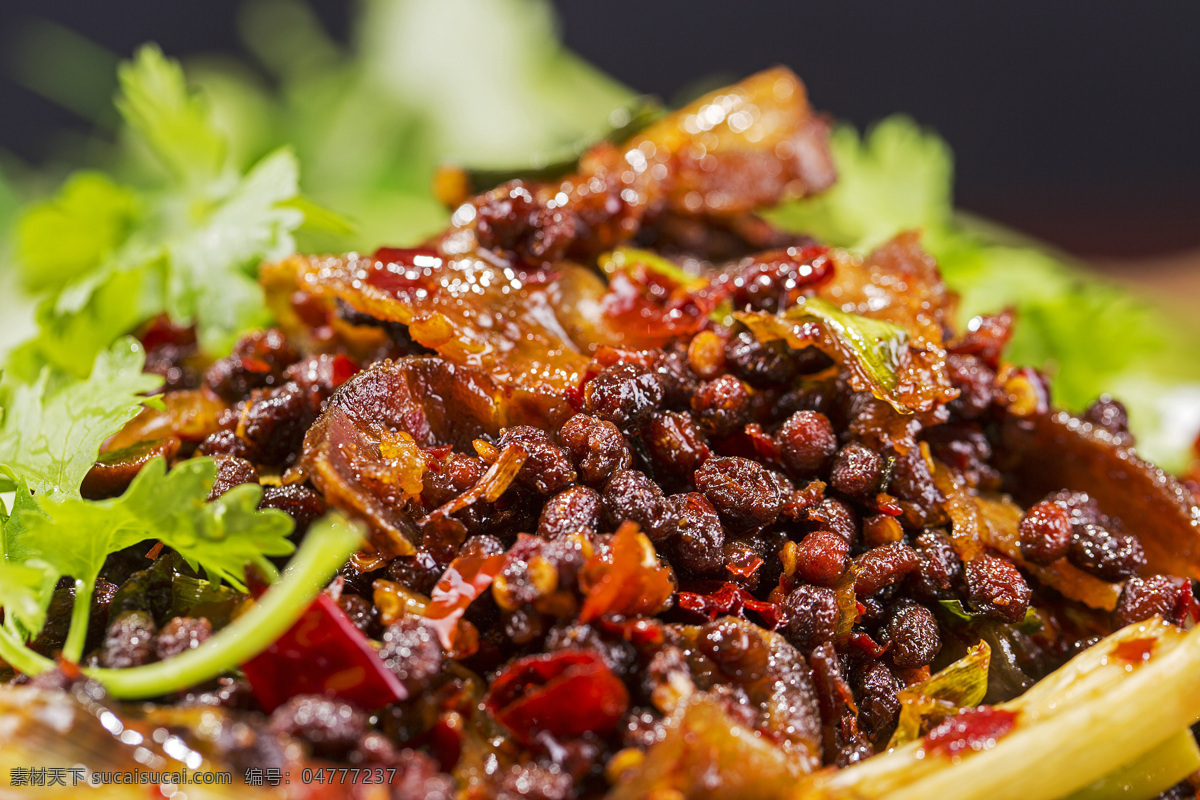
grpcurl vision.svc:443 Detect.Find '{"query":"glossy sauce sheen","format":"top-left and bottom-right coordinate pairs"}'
top-left (1111, 637), bottom-right (1156, 664)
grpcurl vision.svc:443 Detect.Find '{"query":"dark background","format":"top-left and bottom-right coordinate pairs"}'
top-left (2, 0), bottom-right (1198, 259)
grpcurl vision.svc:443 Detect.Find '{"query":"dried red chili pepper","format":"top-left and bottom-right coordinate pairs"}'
top-left (602, 272), bottom-right (722, 342)
top-left (373, 246), bottom-right (441, 265)
top-left (423, 550), bottom-right (508, 650)
top-left (327, 354), bottom-right (360, 388)
top-left (483, 649), bottom-right (629, 745)
top-left (1171, 580), bottom-right (1200, 625)
top-left (427, 712), bottom-right (466, 772)
top-left (849, 631), bottom-right (890, 658)
top-left (362, 247), bottom-right (444, 299)
top-left (725, 551), bottom-right (765, 580)
top-left (744, 423), bottom-right (783, 465)
top-left (241, 593), bottom-right (406, 712)
top-left (422, 444), bottom-right (455, 460)
top-left (598, 250), bottom-right (725, 346)
top-left (566, 368), bottom-right (600, 411)
top-left (598, 616), bottom-right (666, 648)
top-left (579, 522), bottom-right (674, 623)
top-left (676, 581), bottom-right (785, 629)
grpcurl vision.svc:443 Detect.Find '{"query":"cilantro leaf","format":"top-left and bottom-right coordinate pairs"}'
top-left (947, 243), bottom-right (1165, 409)
top-left (166, 147), bottom-right (303, 352)
top-left (14, 172), bottom-right (142, 294)
top-left (13, 456), bottom-right (294, 662)
top-left (4, 265), bottom-right (157, 382)
top-left (0, 560), bottom-right (57, 642)
top-left (115, 44), bottom-right (226, 184)
top-left (19, 457), bottom-right (295, 594)
top-left (5, 45), bottom-right (316, 376)
top-left (109, 457), bottom-right (296, 588)
top-left (0, 470), bottom-right (53, 645)
top-left (1, 468), bottom-right (40, 557)
top-left (0, 338), bottom-right (161, 497)
top-left (9, 148), bottom-right (306, 372)
top-left (0, 495), bottom-right (348, 696)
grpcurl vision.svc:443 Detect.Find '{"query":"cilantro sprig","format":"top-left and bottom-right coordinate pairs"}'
top-left (0, 334), bottom-right (346, 683)
top-left (10, 458), bottom-right (295, 664)
top-left (0, 337), bottom-right (161, 497)
top-left (0, 46), bottom-right (358, 687)
top-left (6, 44), bottom-right (324, 381)
top-left (0, 513), bottom-right (363, 698)
top-left (0, 337), bottom-right (298, 665)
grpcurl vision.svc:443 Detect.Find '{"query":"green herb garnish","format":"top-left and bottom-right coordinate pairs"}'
top-left (6, 44), bottom-right (318, 379)
top-left (0, 338), bottom-right (160, 497)
top-left (0, 513), bottom-right (362, 698)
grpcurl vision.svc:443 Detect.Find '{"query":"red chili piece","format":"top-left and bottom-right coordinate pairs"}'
top-left (676, 581), bottom-right (786, 630)
top-left (566, 369), bottom-right (600, 412)
top-left (925, 707), bottom-right (1018, 758)
top-left (873, 493), bottom-right (904, 517)
top-left (744, 424), bottom-right (783, 465)
top-left (849, 631), bottom-right (889, 658)
top-left (424, 551), bottom-right (507, 650)
top-left (328, 354), bottom-right (360, 388)
top-left (598, 616), bottom-right (666, 648)
top-left (1174, 581), bottom-right (1200, 625)
top-left (372, 246), bottom-right (441, 265)
top-left (579, 522), bottom-right (674, 623)
top-left (364, 247), bottom-right (444, 298)
top-left (600, 266), bottom-right (724, 342)
top-left (241, 593), bottom-right (406, 713)
top-left (726, 551), bottom-right (765, 580)
top-left (426, 713), bottom-right (465, 772)
top-left (290, 290), bottom-right (333, 331)
top-left (483, 649), bottom-right (630, 745)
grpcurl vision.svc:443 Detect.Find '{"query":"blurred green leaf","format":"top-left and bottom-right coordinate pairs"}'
top-left (5, 264), bottom-right (157, 382)
top-left (165, 147), bottom-right (303, 352)
top-left (766, 116), bottom-right (953, 250)
top-left (5, 46), bottom-right (314, 373)
top-left (116, 44), bottom-right (228, 184)
top-left (0, 559), bottom-right (57, 643)
top-left (15, 172), bottom-right (140, 293)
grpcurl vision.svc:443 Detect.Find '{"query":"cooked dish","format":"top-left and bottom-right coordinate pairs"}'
top-left (3, 64), bottom-right (1200, 800)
